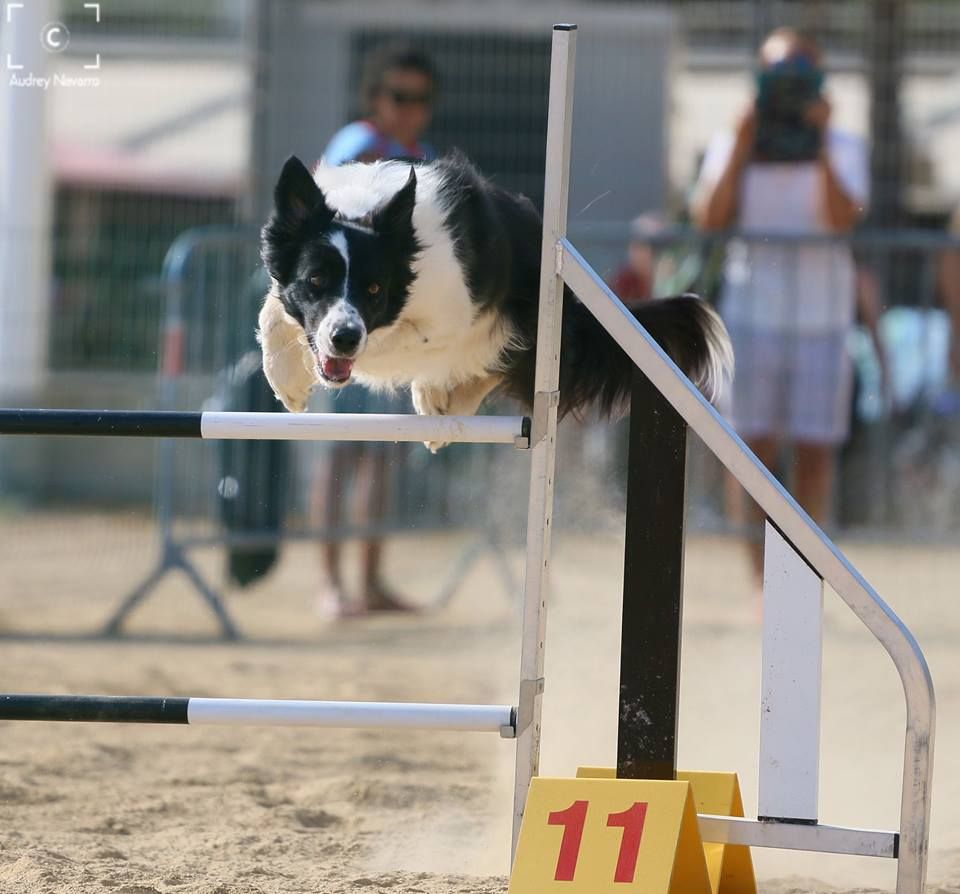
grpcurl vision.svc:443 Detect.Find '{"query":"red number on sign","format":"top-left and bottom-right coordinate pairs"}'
top-left (547, 800), bottom-right (589, 881)
top-left (606, 801), bottom-right (649, 883)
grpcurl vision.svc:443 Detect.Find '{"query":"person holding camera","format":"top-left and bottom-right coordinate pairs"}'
top-left (693, 28), bottom-right (869, 582)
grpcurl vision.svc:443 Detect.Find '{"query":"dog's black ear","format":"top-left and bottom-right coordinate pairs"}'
top-left (372, 167), bottom-right (417, 235)
top-left (261, 156), bottom-right (333, 284)
top-left (273, 155), bottom-right (332, 227)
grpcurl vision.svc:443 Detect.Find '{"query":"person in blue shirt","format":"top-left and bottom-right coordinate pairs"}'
top-left (313, 44), bottom-right (436, 617)
top-left (324, 44), bottom-right (436, 167)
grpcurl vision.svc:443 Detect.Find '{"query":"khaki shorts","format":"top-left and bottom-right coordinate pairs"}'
top-left (725, 327), bottom-right (854, 445)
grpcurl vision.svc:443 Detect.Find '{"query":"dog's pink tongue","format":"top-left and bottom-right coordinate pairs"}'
top-left (321, 356), bottom-right (354, 382)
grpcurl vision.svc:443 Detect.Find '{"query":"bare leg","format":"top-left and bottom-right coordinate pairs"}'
top-left (793, 441), bottom-right (834, 526)
top-left (722, 467), bottom-right (747, 526)
top-left (311, 446), bottom-right (351, 614)
top-left (354, 447), bottom-right (410, 611)
top-left (745, 436), bottom-right (780, 584)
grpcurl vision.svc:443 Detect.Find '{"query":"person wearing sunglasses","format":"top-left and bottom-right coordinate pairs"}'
top-left (323, 43), bottom-right (436, 167)
top-left (310, 45), bottom-right (436, 618)
top-left (692, 28), bottom-right (869, 587)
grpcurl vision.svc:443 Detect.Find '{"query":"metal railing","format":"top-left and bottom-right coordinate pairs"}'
top-left (570, 223), bottom-right (960, 539)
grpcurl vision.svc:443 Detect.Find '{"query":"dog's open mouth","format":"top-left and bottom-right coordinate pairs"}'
top-left (318, 355), bottom-right (354, 384)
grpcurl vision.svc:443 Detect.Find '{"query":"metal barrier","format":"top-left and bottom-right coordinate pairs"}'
top-left (569, 222), bottom-right (960, 538)
top-left (110, 226), bottom-right (526, 639)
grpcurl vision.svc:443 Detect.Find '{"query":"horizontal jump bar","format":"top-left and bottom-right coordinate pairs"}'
top-left (697, 814), bottom-right (898, 858)
top-left (0, 695), bottom-right (517, 736)
top-left (0, 410), bottom-right (531, 447)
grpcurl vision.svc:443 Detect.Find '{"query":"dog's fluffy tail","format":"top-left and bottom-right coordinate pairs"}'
top-left (557, 293), bottom-right (733, 418)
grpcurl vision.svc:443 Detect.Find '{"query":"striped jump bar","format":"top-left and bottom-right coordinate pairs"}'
top-left (0, 409), bottom-right (531, 447)
top-left (0, 695), bottom-right (517, 737)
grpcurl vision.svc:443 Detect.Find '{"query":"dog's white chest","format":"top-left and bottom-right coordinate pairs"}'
top-left (353, 303), bottom-right (510, 390)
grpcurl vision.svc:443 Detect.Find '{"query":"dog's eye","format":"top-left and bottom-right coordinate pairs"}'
top-left (367, 282), bottom-right (381, 296)
top-left (309, 275), bottom-right (323, 288)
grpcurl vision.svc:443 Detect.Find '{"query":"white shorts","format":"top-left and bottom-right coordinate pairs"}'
top-left (725, 327), bottom-right (854, 445)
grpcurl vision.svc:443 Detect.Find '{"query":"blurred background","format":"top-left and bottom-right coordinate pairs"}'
top-left (0, 2), bottom-right (958, 629)
top-left (3, 0), bottom-right (960, 543)
top-left (3, 3), bottom-right (960, 891)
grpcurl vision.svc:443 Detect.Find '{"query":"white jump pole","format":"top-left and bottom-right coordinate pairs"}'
top-left (0, 694), bottom-right (516, 735)
top-left (199, 412), bottom-right (527, 445)
top-left (512, 24), bottom-right (577, 858)
top-left (188, 699), bottom-right (514, 732)
top-left (0, 409), bottom-right (530, 447)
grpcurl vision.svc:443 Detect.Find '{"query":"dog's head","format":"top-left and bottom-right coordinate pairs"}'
top-left (260, 155), bottom-right (419, 387)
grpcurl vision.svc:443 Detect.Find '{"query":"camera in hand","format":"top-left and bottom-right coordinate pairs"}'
top-left (753, 65), bottom-right (824, 163)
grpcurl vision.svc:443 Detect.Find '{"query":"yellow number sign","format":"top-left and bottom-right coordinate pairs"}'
top-left (509, 777), bottom-right (711, 894)
top-left (576, 768), bottom-right (756, 894)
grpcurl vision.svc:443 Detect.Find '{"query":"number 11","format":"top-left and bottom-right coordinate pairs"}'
top-left (607, 801), bottom-right (649, 883)
top-left (547, 800), bottom-right (649, 883)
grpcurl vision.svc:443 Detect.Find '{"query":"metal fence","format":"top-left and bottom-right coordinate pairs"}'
top-left (572, 225), bottom-right (960, 537)
top-left (102, 226), bottom-right (527, 636)
top-left (625, 0), bottom-right (960, 57)
top-left (146, 220), bottom-right (960, 565)
top-left (4, 0), bottom-right (960, 550)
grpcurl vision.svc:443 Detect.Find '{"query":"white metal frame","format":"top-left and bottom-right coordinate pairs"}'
top-left (759, 521), bottom-right (824, 823)
top-left (510, 23), bottom-right (935, 894)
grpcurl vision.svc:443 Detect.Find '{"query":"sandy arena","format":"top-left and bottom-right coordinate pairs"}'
top-left (1, 511), bottom-right (958, 893)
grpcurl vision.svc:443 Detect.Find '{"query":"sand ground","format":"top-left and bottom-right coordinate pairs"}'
top-left (1, 511), bottom-right (959, 893)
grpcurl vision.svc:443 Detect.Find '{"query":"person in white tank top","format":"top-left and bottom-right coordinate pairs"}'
top-left (692, 27), bottom-right (869, 583)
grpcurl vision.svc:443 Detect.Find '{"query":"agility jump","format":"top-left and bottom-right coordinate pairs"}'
top-left (0, 408), bottom-right (530, 446)
top-left (0, 694), bottom-right (516, 734)
top-left (0, 24), bottom-right (934, 894)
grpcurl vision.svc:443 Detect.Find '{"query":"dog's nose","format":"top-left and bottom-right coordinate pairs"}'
top-left (331, 326), bottom-right (363, 355)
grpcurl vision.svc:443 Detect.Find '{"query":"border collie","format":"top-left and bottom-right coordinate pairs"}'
top-left (258, 154), bottom-right (732, 449)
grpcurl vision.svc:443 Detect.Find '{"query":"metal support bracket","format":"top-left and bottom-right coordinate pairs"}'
top-left (530, 391), bottom-right (559, 446)
top-left (515, 677), bottom-right (545, 736)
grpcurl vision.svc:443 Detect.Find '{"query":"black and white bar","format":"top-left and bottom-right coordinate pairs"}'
top-left (0, 409), bottom-right (531, 447)
top-left (0, 695), bottom-right (517, 735)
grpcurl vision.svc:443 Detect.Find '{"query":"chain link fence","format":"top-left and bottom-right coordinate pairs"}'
top-left (2, 0), bottom-right (960, 635)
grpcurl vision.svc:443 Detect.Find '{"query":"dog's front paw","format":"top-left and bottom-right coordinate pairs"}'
top-left (258, 293), bottom-right (319, 412)
top-left (411, 382), bottom-right (451, 453)
top-left (412, 382), bottom-right (450, 417)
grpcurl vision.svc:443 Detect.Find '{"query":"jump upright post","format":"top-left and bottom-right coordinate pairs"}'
top-left (0, 24), bottom-right (934, 894)
top-left (512, 24), bottom-right (933, 894)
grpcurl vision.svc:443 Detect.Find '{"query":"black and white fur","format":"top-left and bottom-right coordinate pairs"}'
top-left (258, 154), bottom-right (732, 449)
